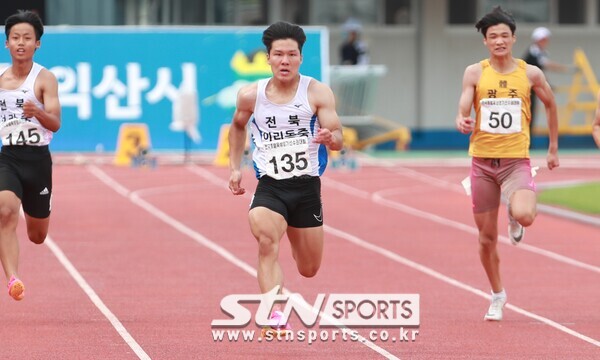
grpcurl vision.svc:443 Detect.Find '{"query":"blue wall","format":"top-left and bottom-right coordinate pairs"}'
top-left (0, 27), bottom-right (327, 152)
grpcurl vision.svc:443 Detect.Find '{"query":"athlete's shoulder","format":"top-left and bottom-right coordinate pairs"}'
top-left (38, 67), bottom-right (58, 83)
top-left (237, 81), bottom-right (259, 104)
top-left (524, 62), bottom-right (544, 77)
top-left (307, 77), bottom-right (334, 109)
top-left (525, 62), bottom-right (545, 85)
top-left (463, 61), bottom-right (483, 83)
top-left (307, 77), bottom-right (333, 96)
top-left (466, 59), bottom-right (486, 72)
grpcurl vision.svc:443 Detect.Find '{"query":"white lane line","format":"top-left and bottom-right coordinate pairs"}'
top-left (322, 225), bottom-right (600, 347)
top-left (323, 178), bottom-right (600, 274)
top-left (358, 155), bottom-right (600, 169)
top-left (188, 165), bottom-right (599, 348)
top-left (386, 166), bottom-right (600, 227)
top-left (39, 229), bottom-right (150, 359)
top-left (88, 165), bottom-right (399, 360)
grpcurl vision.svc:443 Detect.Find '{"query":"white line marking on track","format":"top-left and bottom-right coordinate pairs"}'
top-left (324, 178), bottom-right (600, 274)
top-left (387, 166), bottom-right (600, 228)
top-left (24, 202), bottom-right (150, 359)
top-left (88, 165), bottom-right (400, 360)
top-left (187, 165), bottom-right (599, 348)
top-left (41, 233), bottom-right (150, 359)
top-left (359, 155), bottom-right (600, 169)
top-left (322, 225), bottom-right (600, 347)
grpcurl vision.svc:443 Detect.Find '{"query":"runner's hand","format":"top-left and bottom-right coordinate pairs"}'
top-left (313, 128), bottom-right (335, 147)
top-left (456, 116), bottom-right (474, 134)
top-left (547, 152), bottom-right (559, 170)
top-left (229, 170), bottom-right (245, 195)
top-left (23, 101), bottom-right (40, 119)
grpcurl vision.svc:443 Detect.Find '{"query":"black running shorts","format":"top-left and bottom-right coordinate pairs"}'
top-left (0, 145), bottom-right (53, 218)
top-left (250, 175), bottom-right (323, 228)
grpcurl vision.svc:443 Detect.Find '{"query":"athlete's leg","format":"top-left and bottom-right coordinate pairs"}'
top-left (474, 208), bottom-right (503, 293)
top-left (508, 189), bottom-right (536, 227)
top-left (249, 207), bottom-right (288, 293)
top-left (24, 214), bottom-right (50, 244)
top-left (287, 226), bottom-right (324, 278)
top-left (501, 159), bottom-right (537, 228)
top-left (0, 191), bottom-right (22, 282)
top-left (19, 149), bottom-right (52, 244)
top-left (471, 158), bottom-right (503, 293)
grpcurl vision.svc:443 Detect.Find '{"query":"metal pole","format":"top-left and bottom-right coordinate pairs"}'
top-left (415, 0), bottom-right (424, 131)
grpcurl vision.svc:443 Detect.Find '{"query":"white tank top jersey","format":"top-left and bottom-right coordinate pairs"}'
top-left (250, 75), bottom-right (327, 180)
top-left (0, 62), bottom-right (53, 146)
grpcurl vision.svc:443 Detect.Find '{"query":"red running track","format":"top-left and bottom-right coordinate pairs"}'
top-left (0, 157), bottom-right (598, 359)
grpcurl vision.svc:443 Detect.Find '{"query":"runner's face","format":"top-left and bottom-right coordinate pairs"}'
top-left (268, 39), bottom-right (303, 81)
top-left (483, 24), bottom-right (515, 57)
top-left (6, 23), bottom-right (39, 61)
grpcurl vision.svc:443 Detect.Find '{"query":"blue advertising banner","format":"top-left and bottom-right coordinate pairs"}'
top-left (0, 26), bottom-right (328, 152)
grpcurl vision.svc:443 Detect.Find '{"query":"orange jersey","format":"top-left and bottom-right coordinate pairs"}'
top-left (469, 59), bottom-right (531, 158)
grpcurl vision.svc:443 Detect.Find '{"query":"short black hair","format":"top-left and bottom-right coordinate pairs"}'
top-left (475, 6), bottom-right (516, 38)
top-left (5, 10), bottom-right (44, 40)
top-left (262, 21), bottom-right (306, 54)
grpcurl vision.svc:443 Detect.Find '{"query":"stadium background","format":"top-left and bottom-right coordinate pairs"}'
top-left (2, 0), bottom-right (599, 153)
top-left (0, 2), bottom-right (598, 359)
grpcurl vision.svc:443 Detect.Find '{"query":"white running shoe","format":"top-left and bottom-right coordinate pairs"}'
top-left (508, 206), bottom-right (525, 245)
top-left (484, 296), bottom-right (507, 321)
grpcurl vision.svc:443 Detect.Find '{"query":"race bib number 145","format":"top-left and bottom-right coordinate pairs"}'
top-left (0, 122), bottom-right (42, 146)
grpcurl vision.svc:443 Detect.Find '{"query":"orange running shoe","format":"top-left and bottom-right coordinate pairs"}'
top-left (7, 275), bottom-right (25, 301)
top-left (261, 310), bottom-right (292, 338)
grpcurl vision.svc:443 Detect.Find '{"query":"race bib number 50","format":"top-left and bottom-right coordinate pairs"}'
top-left (264, 137), bottom-right (312, 180)
top-left (479, 98), bottom-right (522, 134)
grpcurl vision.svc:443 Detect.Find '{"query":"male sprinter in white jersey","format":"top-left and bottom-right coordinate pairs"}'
top-left (228, 22), bottom-right (343, 335)
top-left (0, 10), bottom-right (61, 301)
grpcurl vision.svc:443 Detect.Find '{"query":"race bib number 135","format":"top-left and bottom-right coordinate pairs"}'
top-left (479, 98), bottom-right (522, 134)
top-left (264, 137), bottom-right (312, 180)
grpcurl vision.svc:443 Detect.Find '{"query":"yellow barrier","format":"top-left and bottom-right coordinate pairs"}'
top-left (349, 116), bottom-right (411, 150)
top-left (354, 127), bottom-right (411, 150)
top-left (550, 48), bottom-right (599, 135)
top-left (213, 124), bottom-right (252, 167)
top-left (214, 124), bottom-right (232, 167)
top-left (114, 123), bottom-right (152, 166)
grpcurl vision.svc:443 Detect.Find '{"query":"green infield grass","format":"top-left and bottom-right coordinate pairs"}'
top-left (538, 182), bottom-right (600, 215)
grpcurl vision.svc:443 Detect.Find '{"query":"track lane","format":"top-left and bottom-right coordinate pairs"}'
top-left (186, 165), bottom-right (599, 358)
top-left (7, 162), bottom-right (597, 359)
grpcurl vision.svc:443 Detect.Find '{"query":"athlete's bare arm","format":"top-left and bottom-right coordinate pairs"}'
top-left (309, 80), bottom-right (343, 151)
top-left (228, 83), bottom-right (257, 195)
top-left (528, 64), bottom-right (559, 169)
top-left (456, 63), bottom-right (481, 134)
top-left (593, 91), bottom-right (600, 148)
top-left (26, 68), bottom-right (61, 132)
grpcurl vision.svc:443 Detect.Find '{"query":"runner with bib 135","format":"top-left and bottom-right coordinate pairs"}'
top-left (228, 22), bottom-right (343, 337)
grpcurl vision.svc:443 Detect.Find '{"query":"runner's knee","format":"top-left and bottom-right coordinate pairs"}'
top-left (0, 204), bottom-right (19, 227)
top-left (298, 262), bottom-right (320, 278)
top-left (478, 233), bottom-right (497, 248)
top-left (512, 210), bottom-right (536, 227)
top-left (28, 229), bottom-right (47, 244)
top-left (257, 236), bottom-right (279, 258)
